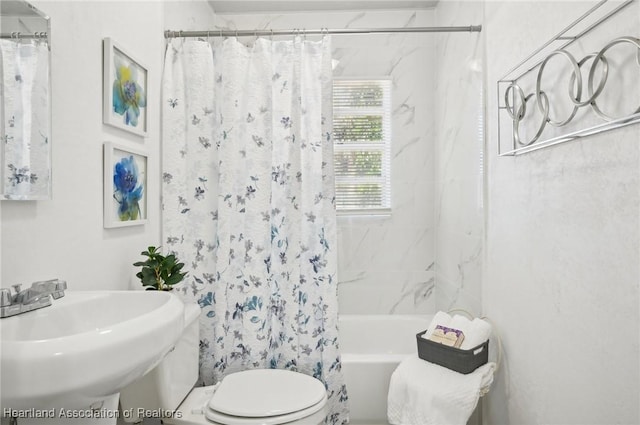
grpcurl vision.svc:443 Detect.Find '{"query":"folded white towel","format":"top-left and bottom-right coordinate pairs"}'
top-left (423, 311), bottom-right (452, 339)
top-left (449, 315), bottom-right (472, 345)
top-left (387, 355), bottom-right (496, 425)
top-left (461, 318), bottom-right (492, 350)
top-left (424, 312), bottom-right (492, 350)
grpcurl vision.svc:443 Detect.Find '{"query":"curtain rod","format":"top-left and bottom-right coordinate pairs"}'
top-left (164, 25), bottom-right (482, 39)
top-left (0, 32), bottom-right (48, 40)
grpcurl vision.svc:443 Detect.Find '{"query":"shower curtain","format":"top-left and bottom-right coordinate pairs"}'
top-left (0, 39), bottom-right (50, 199)
top-left (162, 37), bottom-right (347, 424)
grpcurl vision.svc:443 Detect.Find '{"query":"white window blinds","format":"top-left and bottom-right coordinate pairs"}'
top-left (333, 79), bottom-right (392, 213)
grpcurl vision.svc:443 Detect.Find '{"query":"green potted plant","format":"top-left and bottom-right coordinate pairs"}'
top-left (133, 246), bottom-right (188, 291)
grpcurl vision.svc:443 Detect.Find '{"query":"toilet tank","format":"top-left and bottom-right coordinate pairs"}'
top-left (119, 302), bottom-right (201, 422)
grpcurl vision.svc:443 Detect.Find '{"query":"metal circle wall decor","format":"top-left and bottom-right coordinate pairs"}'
top-left (504, 35), bottom-right (640, 148)
top-left (569, 53), bottom-right (608, 108)
top-left (535, 49), bottom-right (582, 127)
top-left (588, 36), bottom-right (640, 121)
top-left (513, 91), bottom-right (550, 146)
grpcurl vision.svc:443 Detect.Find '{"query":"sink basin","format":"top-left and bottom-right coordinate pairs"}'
top-left (1, 290), bottom-right (185, 411)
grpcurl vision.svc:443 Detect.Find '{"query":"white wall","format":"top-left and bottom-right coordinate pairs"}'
top-left (164, 1), bottom-right (218, 34)
top-left (483, 1), bottom-right (640, 423)
top-left (212, 9), bottom-right (438, 315)
top-left (0, 1), bottom-right (215, 291)
top-left (0, 204), bottom-right (2, 280)
top-left (434, 1), bottom-right (484, 314)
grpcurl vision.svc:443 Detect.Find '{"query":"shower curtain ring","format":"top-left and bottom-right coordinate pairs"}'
top-left (270, 29), bottom-right (274, 41)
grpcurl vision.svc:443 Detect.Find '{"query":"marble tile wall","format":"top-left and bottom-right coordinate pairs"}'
top-left (213, 10), bottom-right (437, 315)
top-left (434, 2), bottom-right (485, 314)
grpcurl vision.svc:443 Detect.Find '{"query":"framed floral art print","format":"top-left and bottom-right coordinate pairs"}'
top-left (103, 38), bottom-right (148, 137)
top-left (103, 142), bottom-right (147, 228)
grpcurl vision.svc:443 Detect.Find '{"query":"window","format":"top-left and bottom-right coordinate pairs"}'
top-left (332, 79), bottom-right (392, 214)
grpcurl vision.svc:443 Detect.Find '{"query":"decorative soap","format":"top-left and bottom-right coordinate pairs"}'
top-left (429, 325), bottom-right (465, 348)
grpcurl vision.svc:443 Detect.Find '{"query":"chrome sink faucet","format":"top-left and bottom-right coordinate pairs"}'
top-left (0, 279), bottom-right (67, 318)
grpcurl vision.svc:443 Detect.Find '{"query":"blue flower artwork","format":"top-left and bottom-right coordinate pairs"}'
top-left (103, 39), bottom-right (148, 137)
top-left (112, 50), bottom-right (146, 128)
top-left (113, 57), bottom-right (147, 127)
top-left (113, 155), bottom-right (144, 221)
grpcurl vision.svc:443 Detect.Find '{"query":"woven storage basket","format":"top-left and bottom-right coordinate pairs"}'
top-left (416, 330), bottom-right (489, 374)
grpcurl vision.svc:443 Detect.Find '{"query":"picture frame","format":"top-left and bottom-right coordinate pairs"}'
top-left (103, 142), bottom-right (148, 228)
top-left (103, 37), bottom-right (148, 137)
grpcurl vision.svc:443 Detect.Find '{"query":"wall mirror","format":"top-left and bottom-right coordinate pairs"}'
top-left (0, 0), bottom-right (51, 200)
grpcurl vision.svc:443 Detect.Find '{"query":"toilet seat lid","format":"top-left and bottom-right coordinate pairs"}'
top-left (205, 393), bottom-right (327, 425)
top-left (207, 369), bottom-right (326, 418)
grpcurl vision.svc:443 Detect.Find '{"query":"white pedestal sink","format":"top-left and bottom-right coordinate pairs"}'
top-left (0, 290), bottom-right (185, 424)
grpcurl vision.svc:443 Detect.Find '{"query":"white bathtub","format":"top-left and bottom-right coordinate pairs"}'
top-left (339, 315), bottom-right (432, 425)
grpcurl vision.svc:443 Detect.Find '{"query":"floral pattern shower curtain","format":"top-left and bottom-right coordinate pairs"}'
top-left (162, 37), bottom-right (347, 424)
top-left (0, 40), bottom-right (50, 199)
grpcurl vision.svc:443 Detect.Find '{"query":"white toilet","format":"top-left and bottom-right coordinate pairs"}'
top-left (119, 304), bottom-right (328, 425)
